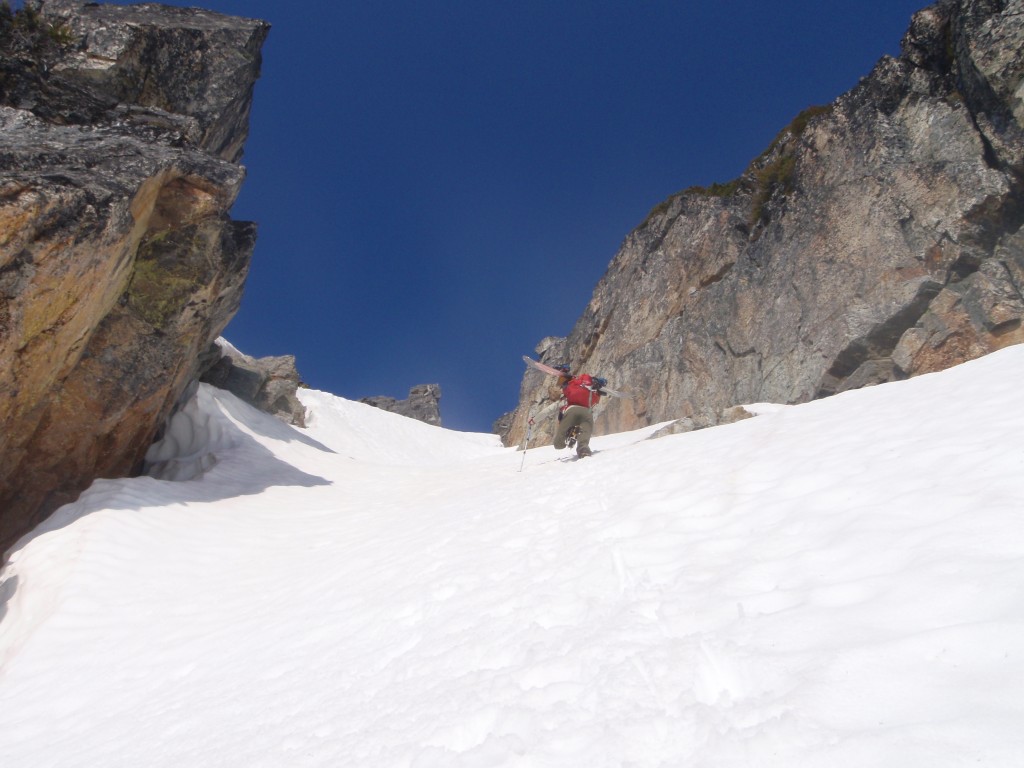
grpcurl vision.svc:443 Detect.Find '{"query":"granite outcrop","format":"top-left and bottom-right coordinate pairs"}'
top-left (503, 0), bottom-right (1024, 447)
top-left (0, 1), bottom-right (269, 551)
top-left (200, 339), bottom-right (306, 428)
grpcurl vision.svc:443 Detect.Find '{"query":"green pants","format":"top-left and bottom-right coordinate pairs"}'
top-left (553, 405), bottom-right (593, 452)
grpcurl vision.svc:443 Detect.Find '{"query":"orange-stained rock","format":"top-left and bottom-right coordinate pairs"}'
top-left (0, 2), bottom-right (268, 552)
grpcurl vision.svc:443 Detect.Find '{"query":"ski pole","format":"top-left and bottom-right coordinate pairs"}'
top-left (518, 412), bottom-right (535, 473)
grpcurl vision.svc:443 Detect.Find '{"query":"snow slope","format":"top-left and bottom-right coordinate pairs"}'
top-left (2, 347), bottom-right (1024, 767)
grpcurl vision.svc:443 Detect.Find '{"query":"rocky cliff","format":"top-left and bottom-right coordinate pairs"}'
top-left (0, 1), bottom-right (268, 551)
top-left (503, 0), bottom-right (1024, 447)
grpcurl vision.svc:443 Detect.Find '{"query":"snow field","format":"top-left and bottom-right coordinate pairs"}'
top-left (1, 347), bottom-right (1024, 766)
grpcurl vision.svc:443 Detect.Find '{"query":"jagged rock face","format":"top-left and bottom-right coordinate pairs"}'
top-left (201, 340), bottom-right (307, 427)
top-left (503, 0), bottom-right (1024, 447)
top-left (25, 0), bottom-right (266, 163)
top-left (0, 2), bottom-right (268, 551)
top-left (361, 384), bottom-right (443, 427)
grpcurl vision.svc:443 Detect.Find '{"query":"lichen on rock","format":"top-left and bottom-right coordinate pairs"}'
top-left (0, 1), bottom-right (269, 552)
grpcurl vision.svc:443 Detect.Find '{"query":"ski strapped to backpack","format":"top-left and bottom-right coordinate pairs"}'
top-left (521, 356), bottom-right (632, 398)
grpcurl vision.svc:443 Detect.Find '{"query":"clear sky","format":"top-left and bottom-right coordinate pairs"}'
top-left (110, 0), bottom-right (927, 432)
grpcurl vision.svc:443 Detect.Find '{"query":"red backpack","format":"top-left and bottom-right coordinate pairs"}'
top-left (563, 374), bottom-right (601, 409)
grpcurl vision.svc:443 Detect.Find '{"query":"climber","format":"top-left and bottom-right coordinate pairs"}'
top-left (553, 372), bottom-right (606, 457)
top-left (530, 370), bottom-right (607, 458)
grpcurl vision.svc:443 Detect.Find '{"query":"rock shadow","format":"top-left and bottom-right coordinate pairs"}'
top-left (3, 387), bottom-right (335, 564)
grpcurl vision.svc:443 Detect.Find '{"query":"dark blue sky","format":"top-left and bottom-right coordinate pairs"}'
top-left (113, 0), bottom-right (927, 431)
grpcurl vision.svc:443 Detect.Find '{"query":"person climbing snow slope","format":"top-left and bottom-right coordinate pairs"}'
top-left (554, 373), bottom-right (605, 457)
top-left (522, 357), bottom-right (613, 460)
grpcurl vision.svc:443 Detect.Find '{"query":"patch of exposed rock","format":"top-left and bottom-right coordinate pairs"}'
top-left (502, 0), bottom-right (1024, 447)
top-left (200, 339), bottom-right (306, 427)
top-left (0, 1), bottom-right (269, 552)
top-left (361, 384), bottom-right (443, 427)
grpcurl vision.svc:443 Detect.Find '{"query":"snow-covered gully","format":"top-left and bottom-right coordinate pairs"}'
top-left (2, 348), bottom-right (1024, 767)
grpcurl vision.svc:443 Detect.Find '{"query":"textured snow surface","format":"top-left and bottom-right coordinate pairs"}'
top-left (2, 347), bottom-right (1024, 767)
